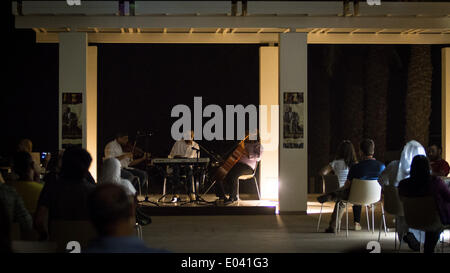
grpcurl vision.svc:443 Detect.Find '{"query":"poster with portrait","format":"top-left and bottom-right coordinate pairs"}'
top-left (283, 92), bottom-right (304, 149)
top-left (62, 93), bottom-right (83, 148)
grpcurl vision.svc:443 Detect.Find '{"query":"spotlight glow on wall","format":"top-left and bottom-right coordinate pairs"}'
top-left (261, 177), bottom-right (279, 201)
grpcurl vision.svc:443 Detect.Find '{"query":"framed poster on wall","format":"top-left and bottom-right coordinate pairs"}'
top-left (62, 92), bottom-right (83, 149)
top-left (283, 92), bottom-right (304, 149)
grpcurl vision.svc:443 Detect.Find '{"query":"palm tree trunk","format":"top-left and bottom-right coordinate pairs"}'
top-left (308, 46), bottom-right (331, 192)
top-left (341, 46), bottom-right (365, 154)
top-left (405, 45), bottom-right (433, 147)
top-left (364, 46), bottom-right (390, 163)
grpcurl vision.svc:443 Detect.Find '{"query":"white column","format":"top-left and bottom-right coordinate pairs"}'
top-left (87, 46), bottom-right (98, 180)
top-left (59, 33), bottom-right (97, 180)
top-left (259, 46), bottom-right (279, 201)
top-left (278, 33), bottom-right (308, 213)
top-left (443, 48), bottom-right (450, 162)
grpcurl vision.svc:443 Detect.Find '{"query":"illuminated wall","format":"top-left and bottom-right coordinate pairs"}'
top-left (259, 46), bottom-right (279, 201)
top-left (87, 46), bottom-right (98, 180)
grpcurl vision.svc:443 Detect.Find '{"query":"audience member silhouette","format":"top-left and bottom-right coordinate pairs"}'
top-left (11, 152), bottom-right (43, 215)
top-left (378, 140), bottom-right (426, 251)
top-left (34, 147), bottom-right (96, 240)
top-left (85, 184), bottom-right (165, 253)
top-left (398, 155), bottom-right (450, 253)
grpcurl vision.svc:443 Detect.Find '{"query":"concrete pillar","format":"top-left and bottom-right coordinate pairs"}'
top-left (59, 33), bottom-right (97, 179)
top-left (259, 46), bottom-right (279, 201)
top-left (443, 48), bottom-right (450, 162)
top-left (87, 46), bottom-right (98, 180)
top-left (278, 33), bottom-right (308, 213)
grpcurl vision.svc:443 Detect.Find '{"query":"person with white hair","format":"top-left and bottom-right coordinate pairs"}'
top-left (99, 158), bottom-right (136, 197)
top-left (378, 140), bottom-right (426, 251)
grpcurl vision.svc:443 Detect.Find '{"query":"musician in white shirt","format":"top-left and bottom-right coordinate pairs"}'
top-left (169, 132), bottom-right (200, 159)
top-left (167, 130), bottom-right (199, 201)
top-left (104, 132), bottom-right (149, 195)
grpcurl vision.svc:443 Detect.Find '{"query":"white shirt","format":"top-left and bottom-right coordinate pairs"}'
top-left (378, 160), bottom-right (400, 187)
top-left (169, 140), bottom-right (200, 159)
top-left (330, 159), bottom-right (350, 188)
top-left (104, 140), bottom-right (130, 168)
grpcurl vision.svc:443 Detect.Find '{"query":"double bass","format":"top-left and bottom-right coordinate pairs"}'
top-left (212, 134), bottom-right (250, 183)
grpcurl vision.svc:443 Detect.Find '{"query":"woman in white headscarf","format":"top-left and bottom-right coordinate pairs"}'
top-left (99, 158), bottom-right (136, 197)
top-left (379, 140), bottom-right (426, 187)
top-left (99, 158), bottom-right (152, 226)
top-left (378, 140), bottom-right (426, 251)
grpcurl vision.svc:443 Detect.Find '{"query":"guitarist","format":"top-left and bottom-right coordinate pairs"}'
top-left (216, 130), bottom-right (263, 204)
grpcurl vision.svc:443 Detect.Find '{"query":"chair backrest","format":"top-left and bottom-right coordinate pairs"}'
top-left (238, 161), bottom-right (259, 180)
top-left (383, 185), bottom-right (404, 216)
top-left (11, 241), bottom-right (58, 253)
top-left (400, 196), bottom-right (443, 232)
top-left (347, 179), bottom-right (382, 205)
top-left (323, 175), bottom-right (340, 194)
top-left (49, 220), bottom-right (97, 253)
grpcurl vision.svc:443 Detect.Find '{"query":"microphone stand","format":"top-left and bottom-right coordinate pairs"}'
top-left (197, 143), bottom-right (222, 163)
top-left (136, 132), bottom-right (158, 207)
top-left (192, 143), bottom-right (225, 203)
top-left (180, 145), bottom-right (212, 206)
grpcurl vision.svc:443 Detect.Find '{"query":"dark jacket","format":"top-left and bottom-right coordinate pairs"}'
top-left (398, 176), bottom-right (450, 225)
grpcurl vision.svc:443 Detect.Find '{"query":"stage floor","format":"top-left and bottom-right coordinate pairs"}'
top-left (137, 194), bottom-right (278, 215)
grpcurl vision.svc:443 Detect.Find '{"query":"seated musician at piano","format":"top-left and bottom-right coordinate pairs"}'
top-left (104, 132), bottom-right (149, 194)
top-left (216, 130), bottom-right (263, 205)
top-left (167, 130), bottom-right (200, 202)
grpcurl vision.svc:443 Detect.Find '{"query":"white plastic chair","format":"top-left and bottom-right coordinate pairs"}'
top-left (400, 195), bottom-right (450, 253)
top-left (338, 179), bottom-right (384, 237)
top-left (378, 185), bottom-right (402, 250)
top-left (316, 175), bottom-right (340, 232)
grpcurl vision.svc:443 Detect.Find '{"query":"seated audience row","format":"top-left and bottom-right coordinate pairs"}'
top-left (1, 144), bottom-right (159, 253)
top-left (319, 139), bottom-right (450, 253)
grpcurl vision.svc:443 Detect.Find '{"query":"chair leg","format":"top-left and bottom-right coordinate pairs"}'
top-left (335, 203), bottom-right (340, 236)
top-left (346, 202), bottom-right (349, 238)
top-left (366, 206), bottom-right (370, 232)
top-left (381, 203), bottom-right (387, 236)
top-left (138, 178), bottom-right (142, 197)
top-left (394, 217), bottom-right (397, 251)
top-left (162, 177), bottom-right (167, 196)
top-left (253, 177), bottom-right (261, 200)
top-left (317, 203), bottom-right (323, 232)
top-left (371, 204), bottom-right (375, 234)
top-left (237, 179), bottom-right (240, 201)
top-left (135, 223), bottom-right (142, 240)
top-left (378, 216), bottom-right (382, 242)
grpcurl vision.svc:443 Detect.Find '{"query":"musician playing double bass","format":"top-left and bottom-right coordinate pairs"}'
top-left (167, 130), bottom-right (199, 202)
top-left (216, 129), bottom-right (263, 205)
top-left (104, 132), bottom-right (150, 194)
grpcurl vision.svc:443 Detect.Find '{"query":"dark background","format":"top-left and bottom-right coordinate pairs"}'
top-left (97, 43), bottom-right (259, 160)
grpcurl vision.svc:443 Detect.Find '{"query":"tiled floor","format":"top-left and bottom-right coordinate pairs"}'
top-left (137, 194), bottom-right (450, 253)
